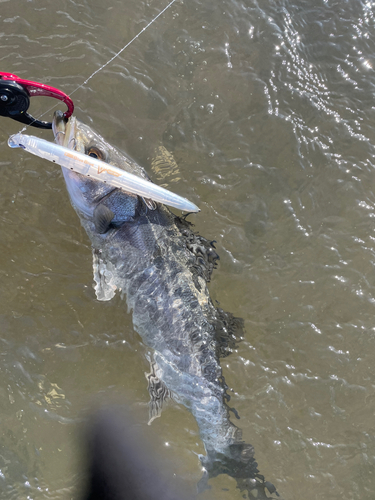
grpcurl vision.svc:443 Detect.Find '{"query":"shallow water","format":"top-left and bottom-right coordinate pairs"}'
top-left (1, 0), bottom-right (375, 498)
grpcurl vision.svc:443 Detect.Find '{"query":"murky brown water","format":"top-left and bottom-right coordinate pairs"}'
top-left (1, 0), bottom-right (375, 498)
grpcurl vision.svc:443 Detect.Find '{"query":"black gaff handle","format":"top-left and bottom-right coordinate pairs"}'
top-left (0, 72), bottom-right (74, 129)
top-left (0, 80), bottom-right (53, 129)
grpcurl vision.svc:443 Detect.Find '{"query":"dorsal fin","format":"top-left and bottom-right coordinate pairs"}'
top-left (93, 204), bottom-right (115, 234)
top-left (214, 308), bottom-right (244, 358)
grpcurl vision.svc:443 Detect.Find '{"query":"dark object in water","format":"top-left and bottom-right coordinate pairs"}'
top-left (82, 409), bottom-right (190, 500)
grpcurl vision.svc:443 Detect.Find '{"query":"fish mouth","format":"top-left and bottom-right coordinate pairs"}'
top-left (52, 110), bottom-right (76, 149)
top-left (52, 110), bottom-right (96, 217)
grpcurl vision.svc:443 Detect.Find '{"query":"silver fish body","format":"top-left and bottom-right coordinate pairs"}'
top-left (52, 111), bottom-right (278, 498)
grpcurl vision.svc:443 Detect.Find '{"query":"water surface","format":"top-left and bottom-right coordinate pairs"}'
top-left (1, 0), bottom-right (375, 498)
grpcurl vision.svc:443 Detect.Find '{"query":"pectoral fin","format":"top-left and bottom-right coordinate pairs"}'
top-left (146, 360), bottom-right (171, 425)
top-left (93, 204), bottom-right (115, 234)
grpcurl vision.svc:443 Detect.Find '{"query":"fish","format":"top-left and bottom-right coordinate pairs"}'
top-left (52, 110), bottom-right (280, 499)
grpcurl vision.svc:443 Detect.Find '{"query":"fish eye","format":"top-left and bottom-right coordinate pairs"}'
top-left (86, 147), bottom-right (103, 160)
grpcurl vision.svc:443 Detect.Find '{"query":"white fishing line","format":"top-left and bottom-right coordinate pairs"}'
top-left (21, 0), bottom-right (178, 128)
top-left (70, 0), bottom-right (178, 96)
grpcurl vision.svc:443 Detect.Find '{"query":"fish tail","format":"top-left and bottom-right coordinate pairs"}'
top-left (198, 443), bottom-right (280, 499)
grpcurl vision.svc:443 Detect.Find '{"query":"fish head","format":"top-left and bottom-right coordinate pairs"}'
top-left (52, 110), bottom-right (148, 219)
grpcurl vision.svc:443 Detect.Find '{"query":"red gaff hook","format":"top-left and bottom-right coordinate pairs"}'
top-left (0, 71), bottom-right (74, 129)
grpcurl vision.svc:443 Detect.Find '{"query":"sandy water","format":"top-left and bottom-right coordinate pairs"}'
top-left (1, 0), bottom-right (375, 498)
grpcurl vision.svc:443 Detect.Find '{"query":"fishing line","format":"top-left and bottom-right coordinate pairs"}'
top-left (70, 0), bottom-right (178, 97)
top-left (20, 0), bottom-right (178, 131)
